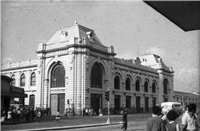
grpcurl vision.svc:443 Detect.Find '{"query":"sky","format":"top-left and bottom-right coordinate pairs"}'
top-left (1, 0), bottom-right (200, 93)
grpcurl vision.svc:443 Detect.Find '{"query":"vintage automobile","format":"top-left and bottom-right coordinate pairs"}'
top-left (161, 102), bottom-right (183, 116)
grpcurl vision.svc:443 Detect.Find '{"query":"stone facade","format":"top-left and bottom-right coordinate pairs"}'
top-left (1, 23), bottom-right (176, 115)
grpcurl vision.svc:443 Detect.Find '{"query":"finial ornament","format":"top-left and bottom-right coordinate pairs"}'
top-left (74, 21), bottom-right (78, 25)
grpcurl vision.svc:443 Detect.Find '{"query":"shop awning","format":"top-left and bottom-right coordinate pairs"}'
top-left (1, 92), bottom-right (28, 98)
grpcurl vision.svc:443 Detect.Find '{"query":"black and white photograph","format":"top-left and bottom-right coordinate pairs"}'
top-left (1, 0), bottom-right (200, 131)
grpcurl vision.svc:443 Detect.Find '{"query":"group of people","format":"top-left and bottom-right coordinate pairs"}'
top-left (146, 103), bottom-right (200, 131)
top-left (1, 106), bottom-right (35, 124)
top-left (1, 106), bottom-right (45, 124)
top-left (83, 108), bottom-right (95, 117)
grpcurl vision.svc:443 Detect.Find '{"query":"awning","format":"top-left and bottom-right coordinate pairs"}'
top-left (1, 92), bottom-right (28, 98)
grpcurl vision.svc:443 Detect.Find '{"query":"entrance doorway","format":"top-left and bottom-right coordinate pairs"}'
top-left (29, 95), bottom-right (35, 109)
top-left (136, 96), bottom-right (141, 113)
top-left (91, 94), bottom-right (102, 115)
top-left (50, 94), bottom-right (65, 115)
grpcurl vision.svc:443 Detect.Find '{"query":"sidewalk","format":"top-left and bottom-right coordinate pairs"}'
top-left (1, 115), bottom-right (122, 131)
top-left (1, 113), bottom-right (151, 131)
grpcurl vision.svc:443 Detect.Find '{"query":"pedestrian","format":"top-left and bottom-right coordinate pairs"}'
top-left (166, 110), bottom-right (180, 131)
top-left (1, 109), bottom-right (6, 125)
top-left (25, 109), bottom-right (29, 122)
top-left (196, 109), bottom-right (200, 131)
top-left (99, 108), bottom-right (103, 117)
top-left (89, 108), bottom-right (91, 116)
top-left (31, 108), bottom-right (35, 121)
top-left (12, 108), bottom-right (16, 123)
top-left (91, 108), bottom-right (94, 116)
top-left (85, 108), bottom-right (88, 116)
top-left (121, 109), bottom-right (128, 131)
top-left (83, 108), bottom-right (85, 117)
top-left (146, 105), bottom-right (166, 131)
top-left (55, 110), bottom-right (60, 122)
top-left (7, 109), bottom-right (12, 122)
top-left (182, 103), bottom-right (198, 131)
top-left (37, 110), bottom-right (42, 122)
top-left (16, 108), bottom-right (21, 123)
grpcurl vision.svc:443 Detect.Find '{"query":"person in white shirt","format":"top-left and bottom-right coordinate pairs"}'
top-left (182, 103), bottom-right (198, 131)
top-left (55, 110), bottom-right (60, 122)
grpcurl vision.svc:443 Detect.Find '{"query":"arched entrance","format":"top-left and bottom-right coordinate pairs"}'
top-left (50, 63), bottom-right (65, 115)
top-left (90, 62), bottom-right (103, 115)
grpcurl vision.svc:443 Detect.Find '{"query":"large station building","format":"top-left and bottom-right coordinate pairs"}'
top-left (1, 22), bottom-right (198, 116)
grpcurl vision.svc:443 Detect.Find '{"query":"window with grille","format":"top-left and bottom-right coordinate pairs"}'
top-left (30, 72), bottom-right (36, 86)
top-left (20, 73), bottom-right (25, 87)
top-left (91, 63), bottom-right (102, 88)
top-left (51, 64), bottom-right (65, 88)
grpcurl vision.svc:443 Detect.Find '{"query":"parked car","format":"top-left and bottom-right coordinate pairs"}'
top-left (161, 102), bottom-right (183, 116)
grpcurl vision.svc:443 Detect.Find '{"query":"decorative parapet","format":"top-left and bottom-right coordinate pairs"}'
top-left (1, 59), bottom-right (38, 70)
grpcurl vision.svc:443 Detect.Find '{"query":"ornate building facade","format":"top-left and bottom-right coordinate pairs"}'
top-left (1, 23), bottom-right (175, 115)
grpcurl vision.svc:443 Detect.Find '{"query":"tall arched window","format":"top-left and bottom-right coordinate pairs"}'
top-left (30, 72), bottom-right (36, 86)
top-left (125, 78), bottom-right (131, 91)
top-left (135, 79), bottom-right (140, 91)
top-left (152, 82), bottom-right (156, 93)
top-left (20, 73), bottom-right (25, 87)
top-left (51, 64), bottom-right (65, 88)
top-left (11, 75), bottom-right (15, 86)
top-left (91, 63), bottom-right (102, 88)
top-left (114, 76), bottom-right (120, 90)
top-left (164, 79), bottom-right (168, 94)
top-left (144, 81), bottom-right (148, 92)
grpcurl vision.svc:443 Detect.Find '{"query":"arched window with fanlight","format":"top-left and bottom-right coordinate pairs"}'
top-left (91, 63), bottom-right (102, 88)
top-left (125, 78), bottom-right (131, 91)
top-left (20, 73), bottom-right (25, 87)
top-left (30, 72), bottom-right (36, 86)
top-left (114, 76), bottom-right (120, 90)
top-left (51, 64), bottom-right (65, 88)
top-left (144, 80), bottom-right (148, 92)
top-left (11, 75), bottom-right (15, 86)
top-left (135, 79), bottom-right (140, 92)
top-left (152, 82), bottom-right (156, 93)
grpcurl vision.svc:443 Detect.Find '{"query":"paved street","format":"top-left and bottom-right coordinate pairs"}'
top-left (64, 122), bottom-right (146, 131)
top-left (1, 113), bottom-right (151, 131)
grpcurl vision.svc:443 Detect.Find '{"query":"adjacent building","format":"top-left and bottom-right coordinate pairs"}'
top-left (2, 22), bottom-right (197, 116)
top-left (1, 75), bottom-right (27, 111)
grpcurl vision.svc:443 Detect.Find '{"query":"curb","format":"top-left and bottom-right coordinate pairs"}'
top-left (17, 122), bottom-right (121, 131)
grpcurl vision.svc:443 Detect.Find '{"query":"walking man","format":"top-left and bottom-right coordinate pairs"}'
top-left (146, 105), bottom-right (166, 131)
top-left (121, 109), bottom-right (128, 131)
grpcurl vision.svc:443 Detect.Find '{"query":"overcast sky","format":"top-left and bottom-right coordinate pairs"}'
top-left (1, 0), bottom-right (200, 93)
